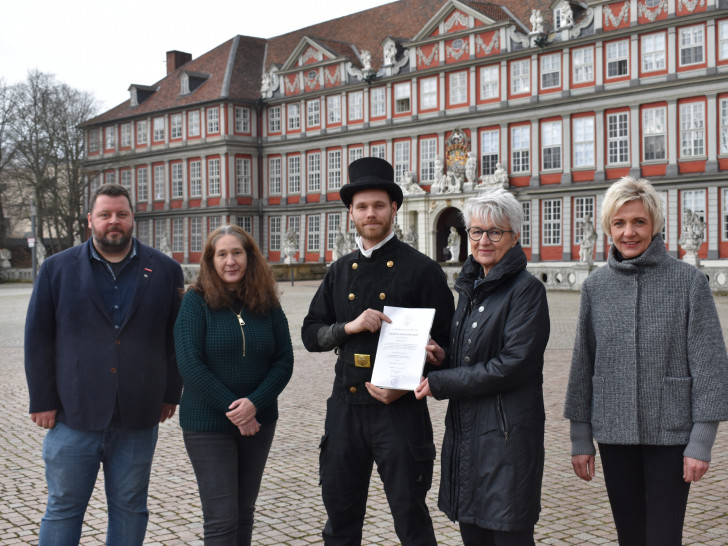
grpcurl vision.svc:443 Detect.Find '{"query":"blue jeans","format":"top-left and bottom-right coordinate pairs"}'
top-left (39, 422), bottom-right (159, 546)
top-left (183, 423), bottom-right (276, 546)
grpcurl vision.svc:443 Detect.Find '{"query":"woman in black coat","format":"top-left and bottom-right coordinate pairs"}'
top-left (416, 189), bottom-right (550, 546)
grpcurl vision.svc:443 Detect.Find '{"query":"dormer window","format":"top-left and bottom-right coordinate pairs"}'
top-left (128, 85), bottom-right (157, 107)
top-left (555, 8), bottom-right (563, 29)
top-left (180, 71), bottom-right (210, 95)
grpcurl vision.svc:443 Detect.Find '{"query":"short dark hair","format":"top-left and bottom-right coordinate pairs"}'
top-left (89, 184), bottom-right (134, 214)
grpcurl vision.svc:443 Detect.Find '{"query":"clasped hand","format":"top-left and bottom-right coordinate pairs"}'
top-left (226, 398), bottom-right (260, 436)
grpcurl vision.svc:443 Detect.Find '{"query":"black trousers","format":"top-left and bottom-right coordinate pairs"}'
top-left (319, 395), bottom-right (437, 546)
top-left (598, 443), bottom-right (690, 546)
top-left (459, 522), bottom-right (535, 546)
top-left (183, 423), bottom-right (276, 546)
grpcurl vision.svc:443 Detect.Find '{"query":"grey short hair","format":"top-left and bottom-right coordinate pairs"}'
top-left (461, 188), bottom-right (523, 234)
top-left (600, 176), bottom-right (664, 236)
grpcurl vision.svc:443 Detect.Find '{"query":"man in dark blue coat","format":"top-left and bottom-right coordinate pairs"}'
top-left (302, 157), bottom-right (454, 545)
top-left (24, 183), bottom-right (184, 546)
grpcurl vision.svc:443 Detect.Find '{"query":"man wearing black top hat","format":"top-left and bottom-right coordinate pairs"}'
top-left (302, 157), bottom-right (454, 545)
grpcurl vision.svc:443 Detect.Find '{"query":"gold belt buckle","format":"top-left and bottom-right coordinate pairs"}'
top-left (354, 354), bottom-right (371, 368)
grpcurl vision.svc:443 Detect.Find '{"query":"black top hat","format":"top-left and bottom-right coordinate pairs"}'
top-left (340, 157), bottom-right (403, 208)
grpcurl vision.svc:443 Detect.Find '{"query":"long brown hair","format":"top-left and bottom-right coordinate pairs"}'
top-left (188, 225), bottom-right (280, 313)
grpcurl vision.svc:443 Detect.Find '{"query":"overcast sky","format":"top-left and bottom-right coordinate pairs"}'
top-left (1, 0), bottom-right (393, 111)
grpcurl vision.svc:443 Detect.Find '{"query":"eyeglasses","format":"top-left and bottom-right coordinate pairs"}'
top-left (466, 228), bottom-right (513, 242)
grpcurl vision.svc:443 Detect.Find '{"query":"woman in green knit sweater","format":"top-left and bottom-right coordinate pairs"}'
top-left (174, 225), bottom-right (293, 545)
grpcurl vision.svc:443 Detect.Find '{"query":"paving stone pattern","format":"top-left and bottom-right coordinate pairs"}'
top-left (1, 282), bottom-right (727, 545)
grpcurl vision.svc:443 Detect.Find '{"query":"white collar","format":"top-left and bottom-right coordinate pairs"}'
top-left (356, 231), bottom-right (395, 258)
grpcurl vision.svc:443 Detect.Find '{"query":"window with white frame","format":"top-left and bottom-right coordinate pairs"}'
top-left (89, 174), bottom-right (101, 192)
top-left (573, 116), bottom-right (595, 168)
top-left (307, 99), bottom-right (320, 127)
top-left (327, 96), bottom-right (341, 124)
top-left (449, 71), bottom-right (467, 105)
top-left (171, 163), bottom-right (183, 198)
top-left (208, 158), bottom-right (220, 196)
top-left (327, 213), bottom-right (341, 249)
top-left (209, 217), bottom-right (222, 234)
top-left (236, 157), bottom-right (251, 195)
top-left (154, 221), bottom-right (166, 250)
top-left (394, 140), bottom-right (410, 183)
top-left (189, 160), bottom-right (202, 198)
top-left (270, 217), bottom-right (282, 251)
top-left (288, 103), bottom-right (300, 130)
top-left (370, 144), bottom-right (386, 159)
top-left (521, 202), bottom-right (531, 246)
top-left (480, 129), bottom-right (499, 176)
top-left (540, 53), bottom-right (561, 89)
top-left (237, 216), bottom-right (253, 234)
top-left (607, 112), bottom-right (629, 164)
top-left (643, 106), bottom-right (667, 161)
top-left (308, 153), bottom-right (321, 192)
top-left (573, 197), bottom-right (595, 244)
top-left (207, 107), bottom-right (220, 134)
top-left (511, 59), bottom-right (530, 94)
top-left (722, 189), bottom-right (728, 239)
top-left (154, 165), bottom-right (165, 200)
top-left (288, 155), bottom-right (301, 194)
top-left (136, 219), bottom-right (151, 246)
top-left (190, 218), bottom-right (203, 253)
top-left (682, 189), bottom-right (705, 225)
top-left (120, 123), bottom-right (131, 147)
top-left (420, 138), bottom-right (437, 183)
top-left (606, 40), bottom-right (629, 78)
top-left (328, 150), bottom-right (342, 190)
top-left (554, 7), bottom-right (563, 29)
top-left (105, 171), bottom-right (116, 185)
top-left (679, 25), bottom-right (704, 66)
top-left (721, 98), bottom-right (728, 155)
top-left (370, 87), bottom-right (386, 117)
top-left (307, 215), bottom-right (320, 252)
top-left (104, 126), bottom-right (115, 149)
top-left (188, 111), bottom-right (200, 137)
top-left (479, 65), bottom-right (499, 100)
top-left (170, 114), bottom-right (182, 139)
top-left (88, 128), bottom-right (100, 153)
top-left (268, 106), bottom-right (281, 133)
top-left (153, 117), bottom-right (165, 142)
top-left (269, 157), bottom-right (281, 194)
top-left (720, 20), bottom-right (728, 61)
top-left (572, 47), bottom-right (594, 83)
top-left (172, 218), bottom-right (184, 253)
top-left (641, 33), bottom-right (666, 72)
top-left (420, 77), bottom-right (438, 110)
top-left (542, 199), bottom-right (562, 245)
top-left (511, 125), bottom-right (530, 173)
top-left (349, 91), bottom-right (363, 120)
top-left (542, 121), bottom-right (562, 170)
top-left (120, 170), bottom-right (131, 191)
top-left (137, 167), bottom-right (148, 201)
top-left (235, 106), bottom-right (250, 133)
top-left (137, 120), bottom-right (148, 144)
top-left (349, 147), bottom-right (363, 165)
top-left (394, 83), bottom-right (411, 113)
top-left (287, 216), bottom-right (300, 242)
top-left (680, 102), bottom-right (705, 157)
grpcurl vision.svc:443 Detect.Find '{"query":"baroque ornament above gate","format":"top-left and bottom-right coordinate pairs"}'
top-left (446, 128), bottom-right (471, 177)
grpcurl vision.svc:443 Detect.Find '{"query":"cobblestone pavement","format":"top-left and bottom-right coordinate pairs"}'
top-left (2, 281), bottom-right (728, 545)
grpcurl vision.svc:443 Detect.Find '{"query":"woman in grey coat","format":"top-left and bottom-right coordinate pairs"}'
top-left (416, 189), bottom-right (550, 546)
top-left (564, 176), bottom-right (728, 546)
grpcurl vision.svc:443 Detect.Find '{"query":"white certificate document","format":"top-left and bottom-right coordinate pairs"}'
top-left (370, 306), bottom-right (436, 391)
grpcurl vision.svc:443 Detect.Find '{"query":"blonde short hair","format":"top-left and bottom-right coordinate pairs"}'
top-left (600, 176), bottom-right (664, 236)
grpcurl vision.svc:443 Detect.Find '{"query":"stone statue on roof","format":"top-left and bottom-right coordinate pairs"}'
top-left (530, 10), bottom-right (544, 34)
top-left (384, 41), bottom-right (397, 66)
top-left (360, 50), bottom-right (372, 71)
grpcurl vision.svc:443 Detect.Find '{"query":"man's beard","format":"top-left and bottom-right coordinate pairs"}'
top-left (94, 229), bottom-right (131, 253)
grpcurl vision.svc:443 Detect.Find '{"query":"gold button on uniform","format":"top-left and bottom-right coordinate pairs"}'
top-left (349, 386), bottom-right (357, 393)
top-left (387, 261), bottom-right (394, 268)
top-left (349, 293), bottom-right (355, 300)
top-left (111, 368), bottom-right (117, 374)
top-left (352, 263), bottom-right (358, 270)
top-left (379, 293), bottom-right (386, 300)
